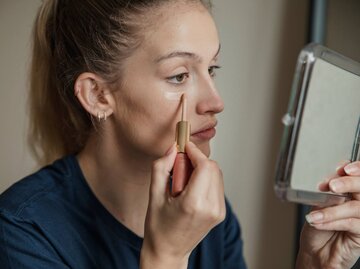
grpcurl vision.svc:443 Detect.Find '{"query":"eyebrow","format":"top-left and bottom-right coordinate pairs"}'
top-left (155, 44), bottom-right (221, 63)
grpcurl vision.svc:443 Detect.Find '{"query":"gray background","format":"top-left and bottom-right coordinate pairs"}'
top-left (1, 1), bottom-right (360, 268)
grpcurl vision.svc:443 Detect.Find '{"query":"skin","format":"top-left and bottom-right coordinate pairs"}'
top-left (74, 1), bottom-right (360, 268)
top-left (75, 2), bottom-right (225, 268)
top-left (296, 161), bottom-right (360, 268)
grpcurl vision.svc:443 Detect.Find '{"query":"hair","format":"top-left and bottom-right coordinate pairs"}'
top-left (28, 0), bottom-right (212, 166)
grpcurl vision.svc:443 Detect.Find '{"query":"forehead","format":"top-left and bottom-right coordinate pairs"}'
top-left (140, 3), bottom-right (219, 58)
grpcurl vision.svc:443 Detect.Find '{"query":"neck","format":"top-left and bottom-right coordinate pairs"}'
top-left (77, 128), bottom-right (155, 238)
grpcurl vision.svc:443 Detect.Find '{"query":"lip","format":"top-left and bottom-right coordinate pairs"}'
top-left (191, 121), bottom-right (217, 140)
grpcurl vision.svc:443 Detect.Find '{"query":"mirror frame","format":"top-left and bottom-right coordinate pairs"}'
top-left (274, 43), bottom-right (360, 206)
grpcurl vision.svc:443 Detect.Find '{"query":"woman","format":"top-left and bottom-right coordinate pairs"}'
top-left (0, 0), bottom-right (360, 268)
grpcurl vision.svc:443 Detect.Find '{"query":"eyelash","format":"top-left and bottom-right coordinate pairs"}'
top-left (208, 65), bottom-right (221, 78)
top-left (166, 65), bottom-right (221, 85)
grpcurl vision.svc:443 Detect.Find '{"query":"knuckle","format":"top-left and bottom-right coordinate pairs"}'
top-left (181, 199), bottom-right (222, 221)
top-left (199, 159), bottom-right (219, 171)
top-left (219, 209), bottom-right (226, 222)
top-left (346, 217), bottom-right (357, 231)
top-left (214, 207), bottom-right (225, 223)
top-left (208, 160), bottom-right (219, 169)
top-left (200, 160), bottom-right (212, 170)
top-left (181, 198), bottom-right (202, 215)
top-left (208, 207), bottom-right (219, 222)
top-left (207, 202), bottom-right (225, 223)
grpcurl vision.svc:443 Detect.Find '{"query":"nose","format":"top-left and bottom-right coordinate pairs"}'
top-left (195, 76), bottom-right (224, 115)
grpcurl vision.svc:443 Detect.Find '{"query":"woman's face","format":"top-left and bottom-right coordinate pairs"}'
top-left (112, 2), bottom-right (223, 159)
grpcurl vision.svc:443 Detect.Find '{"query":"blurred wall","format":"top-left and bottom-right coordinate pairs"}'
top-left (326, 0), bottom-right (360, 62)
top-left (0, 0), bottom-right (38, 190)
top-left (0, 1), bottom-right (310, 269)
top-left (211, 1), bottom-right (308, 268)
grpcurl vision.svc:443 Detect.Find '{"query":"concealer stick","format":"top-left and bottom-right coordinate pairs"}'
top-left (171, 94), bottom-right (193, 196)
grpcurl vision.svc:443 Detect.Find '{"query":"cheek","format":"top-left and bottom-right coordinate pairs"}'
top-left (115, 92), bottom-right (181, 157)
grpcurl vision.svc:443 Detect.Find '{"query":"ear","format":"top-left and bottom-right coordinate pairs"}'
top-left (74, 73), bottom-right (115, 119)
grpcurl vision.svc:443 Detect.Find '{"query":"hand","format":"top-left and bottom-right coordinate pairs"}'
top-left (140, 142), bottom-right (226, 269)
top-left (296, 161), bottom-right (360, 269)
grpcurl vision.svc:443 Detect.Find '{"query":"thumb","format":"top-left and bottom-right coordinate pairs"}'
top-left (150, 143), bottom-right (177, 198)
top-left (185, 141), bottom-right (208, 168)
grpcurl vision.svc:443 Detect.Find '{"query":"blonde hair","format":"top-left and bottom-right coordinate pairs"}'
top-left (28, 0), bottom-right (212, 166)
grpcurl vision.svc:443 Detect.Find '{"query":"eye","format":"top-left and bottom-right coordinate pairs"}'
top-left (167, 73), bottom-right (189, 84)
top-left (208, 65), bottom-right (221, 78)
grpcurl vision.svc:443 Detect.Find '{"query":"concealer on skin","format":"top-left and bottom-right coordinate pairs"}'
top-left (164, 91), bottom-right (183, 101)
top-left (171, 94), bottom-right (193, 196)
top-left (164, 73), bottom-right (198, 101)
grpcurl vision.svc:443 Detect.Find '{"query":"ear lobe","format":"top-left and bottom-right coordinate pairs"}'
top-left (74, 72), bottom-right (114, 119)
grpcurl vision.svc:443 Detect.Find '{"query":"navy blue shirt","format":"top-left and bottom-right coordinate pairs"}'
top-left (0, 155), bottom-right (247, 268)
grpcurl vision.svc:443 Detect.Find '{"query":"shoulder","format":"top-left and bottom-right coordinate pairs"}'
top-left (0, 155), bottom-right (78, 218)
top-left (222, 197), bottom-right (247, 268)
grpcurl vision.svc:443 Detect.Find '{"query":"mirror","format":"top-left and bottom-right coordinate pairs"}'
top-left (275, 43), bottom-right (360, 206)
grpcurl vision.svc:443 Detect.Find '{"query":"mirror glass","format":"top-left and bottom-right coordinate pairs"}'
top-left (291, 58), bottom-right (360, 192)
top-left (275, 44), bottom-right (360, 206)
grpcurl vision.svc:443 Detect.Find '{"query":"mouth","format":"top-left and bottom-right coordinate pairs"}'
top-left (191, 121), bottom-right (218, 140)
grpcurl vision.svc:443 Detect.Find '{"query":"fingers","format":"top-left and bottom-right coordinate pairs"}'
top-left (184, 142), bottom-right (221, 196)
top-left (308, 217), bottom-right (360, 234)
top-left (314, 218), bottom-right (360, 234)
top-left (185, 141), bottom-right (208, 168)
top-left (183, 141), bottom-right (215, 194)
top-left (344, 161), bottom-right (360, 176)
top-left (305, 200), bottom-right (360, 234)
top-left (317, 160), bottom-right (351, 192)
top-left (306, 200), bottom-right (356, 225)
top-left (181, 142), bottom-right (225, 220)
top-left (305, 161), bottom-right (360, 241)
top-left (150, 143), bottom-right (177, 198)
top-left (327, 176), bottom-right (360, 194)
top-left (337, 160), bottom-right (351, 175)
top-left (318, 172), bottom-right (338, 192)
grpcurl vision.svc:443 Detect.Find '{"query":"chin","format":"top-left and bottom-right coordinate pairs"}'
top-left (195, 141), bottom-right (211, 157)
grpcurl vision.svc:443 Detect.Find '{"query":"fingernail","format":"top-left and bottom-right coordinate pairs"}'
top-left (329, 179), bottom-right (344, 192)
top-left (344, 163), bottom-right (360, 175)
top-left (336, 160), bottom-right (350, 171)
top-left (305, 212), bottom-right (323, 224)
